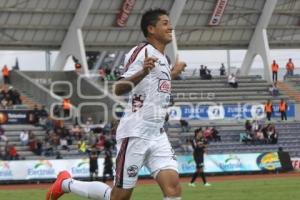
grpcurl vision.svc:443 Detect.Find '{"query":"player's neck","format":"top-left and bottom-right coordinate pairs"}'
top-left (147, 38), bottom-right (166, 55)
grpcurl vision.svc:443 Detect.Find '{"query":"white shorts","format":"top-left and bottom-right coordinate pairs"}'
top-left (114, 133), bottom-right (178, 189)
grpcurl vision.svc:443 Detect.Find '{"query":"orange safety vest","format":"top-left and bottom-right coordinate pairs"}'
top-left (286, 62), bottom-right (294, 70)
top-left (279, 102), bottom-right (287, 112)
top-left (2, 66), bottom-right (9, 77)
top-left (265, 103), bottom-right (272, 113)
top-left (63, 99), bottom-right (71, 110)
top-left (271, 63), bottom-right (278, 72)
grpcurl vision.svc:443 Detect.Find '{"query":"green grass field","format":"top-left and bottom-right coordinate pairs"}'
top-left (1, 177), bottom-right (299, 200)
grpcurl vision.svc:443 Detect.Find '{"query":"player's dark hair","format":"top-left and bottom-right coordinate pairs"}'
top-left (141, 8), bottom-right (169, 37)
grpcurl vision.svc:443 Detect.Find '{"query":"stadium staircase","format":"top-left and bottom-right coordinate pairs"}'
top-left (172, 75), bottom-right (290, 104)
top-left (277, 81), bottom-right (300, 103)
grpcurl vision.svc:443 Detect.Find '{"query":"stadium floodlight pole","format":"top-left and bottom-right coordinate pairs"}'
top-left (166, 0), bottom-right (187, 65)
top-left (52, 0), bottom-right (94, 75)
top-left (240, 0), bottom-right (278, 83)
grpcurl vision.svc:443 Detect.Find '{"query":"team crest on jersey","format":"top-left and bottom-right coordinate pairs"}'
top-left (158, 79), bottom-right (171, 93)
top-left (132, 94), bottom-right (145, 112)
top-left (127, 165), bottom-right (138, 177)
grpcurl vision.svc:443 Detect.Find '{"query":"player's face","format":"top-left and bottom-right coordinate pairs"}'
top-left (152, 15), bottom-right (173, 44)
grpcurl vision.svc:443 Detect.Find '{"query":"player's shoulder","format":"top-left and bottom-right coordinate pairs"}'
top-left (126, 42), bottom-right (150, 59)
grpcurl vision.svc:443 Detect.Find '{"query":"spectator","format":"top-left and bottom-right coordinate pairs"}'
top-left (2, 65), bottom-right (10, 84)
top-left (279, 99), bottom-right (288, 121)
top-left (60, 137), bottom-right (70, 151)
top-left (19, 130), bottom-right (29, 146)
top-left (271, 60), bottom-right (279, 82)
top-left (92, 120), bottom-right (105, 134)
top-left (179, 119), bottom-right (190, 132)
top-left (32, 105), bottom-right (40, 126)
top-left (220, 63), bottom-right (226, 76)
top-left (245, 120), bottom-right (252, 134)
top-left (38, 105), bottom-right (49, 127)
top-left (55, 151), bottom-right (63, 159)
top-left (286, 58), bottom-right (295, 77)
top-left (211, 126), bottom-right (221, 142)
top-left (36, 139), bottom-right (43, 155)
top-left (45, 117), bottom-right (54, 134)
top-left (269, 82), bottom-right (279, 96)
top-left (0, 126), bottom-right (8, 142)
top-left (83, 117), bottom-right (95, 134)
top-left (44, 140), bottom-right (54, 156)
top-left (70, 124), bottom-right (82, 140)
top-left (8, 144), bottom-right (19, 160)
top-left (264, 100), bottom-right (273, 121)
top-left (204, 66), bottom-right (212, 80)
top-left (28, 131), bottom-right (37, 153)
top-left (228, 73), bottom-right (238, 88)
top-left (199, 65), bottom-right (206, 79)
top-left (254, 125), bottom-right (265, 144)
top-left (267, 124), bottom-right (278, 144)
top-left (78, 138), bottom-right (87, 155)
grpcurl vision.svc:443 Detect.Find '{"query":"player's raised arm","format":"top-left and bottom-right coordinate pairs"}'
top-left (113, 48), bottom-right (157, 96)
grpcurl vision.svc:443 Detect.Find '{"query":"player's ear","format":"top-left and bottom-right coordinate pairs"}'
top-left (147, 24), bottom-right (155, 36)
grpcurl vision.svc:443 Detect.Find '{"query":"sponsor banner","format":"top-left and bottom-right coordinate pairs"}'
top-left (139, 152), bottom-right (281, 175)
top-left (205, 152), bottom-right (281, 173)
top-left (116, 0), bottom-right (136, 27)
top-left (0, 159), bottom-right (104, 181)
top-left (0, 109), bottom-right (34, 124)
top-left (291, 158), bottom-right (300, 170)
top-left (168, 103), bottom-right (295, 120)
top-left (208, 0), bottom-right (228, 26)
top-left (0, 153), bottom-right (283, 180)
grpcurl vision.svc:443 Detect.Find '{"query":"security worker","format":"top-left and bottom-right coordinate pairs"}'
top-left (271, 60), bottom-right (279, 82)
top-left (63, 98), bottom-right (71, 117)
top-left (265, 100), bottom-right (273, 121)
top-left (279, 99), bottom-right (287, 121)
top-left (2, 65), bottom-right (9, 84)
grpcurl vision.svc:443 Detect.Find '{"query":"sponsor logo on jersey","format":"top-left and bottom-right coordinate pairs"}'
top-left (158, 79), bottom-right (171, 93)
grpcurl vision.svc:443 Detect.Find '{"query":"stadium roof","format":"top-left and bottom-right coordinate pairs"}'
top-left (0, 0), bottom-right (300, 51)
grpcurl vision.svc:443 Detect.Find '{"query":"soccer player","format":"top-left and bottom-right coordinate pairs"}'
top-left (89, 148), bottom-right (99, 181)
top-left (46, 8), bottom-right (186, 200)
top-left (189, 129), bottom-right (211, 187)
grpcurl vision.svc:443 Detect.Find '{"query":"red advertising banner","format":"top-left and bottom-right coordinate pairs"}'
top-left (208, 0), bottom-right (228, 26)
top-left (116, 0), bottom-right (136, 27)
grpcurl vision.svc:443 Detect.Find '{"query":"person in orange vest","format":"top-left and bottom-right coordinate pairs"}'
top-left (63, 98), bottom-right (71, 117)
top-left (271, 60), bottom-right (279, 82)
top-left (2, 65), bottom-right (10, 84)
top-left (286, 58), bottom-right (295, 77)
top-left (264, 100), bottom-right (273, 121)
top-left (279, 99), bottom-right (287, 121)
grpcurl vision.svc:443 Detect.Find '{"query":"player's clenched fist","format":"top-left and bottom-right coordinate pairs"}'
top-left (143, 48), bottom-right (158, 74)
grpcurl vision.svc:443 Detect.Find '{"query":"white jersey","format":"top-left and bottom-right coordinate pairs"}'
top-left (116, 43), bottom-right (171, 140)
